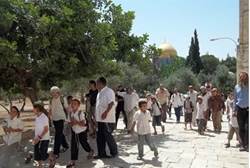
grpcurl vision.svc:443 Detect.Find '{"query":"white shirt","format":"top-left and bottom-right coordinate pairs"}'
top-left (3, 116), bottom-right (24, 145)
top-left (70, 111), bottom-right (87, 134)
top-left (226, 98), bottom-right (239, 128)
top-left (170, 93), bottom-right (183, 108)
top-left (155, 88), bottom-right (170, 105)
top-left (201, 93), bottom-right (210, 111)
top-left (117, 92), bottom-right (139, 112)
top-left (133, 110), bottom-right (151, 135)
top-left (50, 97), bottom-right (66, 121)
top-left (152, 102), bottom-right (161, 116)
top-left (196, 103), bottom-right (205, 119)
top-left (96, 86), bottom-right (116, 123)
top-left (147, 99), bottom-right (153, 110)
top-left (35, 113), bottom-right (50, 140)
top-left (188, 90), bottom-right (198, 106)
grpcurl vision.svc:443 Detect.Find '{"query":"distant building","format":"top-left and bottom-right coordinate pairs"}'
top-left (154, 42), bottom-right (177, 69)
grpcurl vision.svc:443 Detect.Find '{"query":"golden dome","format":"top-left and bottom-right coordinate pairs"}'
top-left (159, 42), bottom-right (177, 58)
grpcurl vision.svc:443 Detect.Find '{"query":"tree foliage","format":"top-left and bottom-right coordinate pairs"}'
top-left (200, 54), bottom-right (220, 75)
top-left (162, 67), bottom-right (200, 93)
top-left (186, 29), bottom-right (203, 74)
top-left (212, 65), bottom-right (236, 94)
top-left (160, 56), bottom-right (185, 79)
top-left (0, 0), bottom-right (155, 102)
top-left (221, 55), bottom-right (236, 73)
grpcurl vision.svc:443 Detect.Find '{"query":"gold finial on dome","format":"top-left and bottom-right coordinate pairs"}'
top-left (158, 42), bottom-right (177, 58)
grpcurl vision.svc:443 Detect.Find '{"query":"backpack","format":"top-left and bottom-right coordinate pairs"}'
top-left (70, 110), bottom-right (89, 130)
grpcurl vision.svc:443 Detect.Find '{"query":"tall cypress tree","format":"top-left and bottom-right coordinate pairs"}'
top-left (186, 29), bottom-right (203, 74)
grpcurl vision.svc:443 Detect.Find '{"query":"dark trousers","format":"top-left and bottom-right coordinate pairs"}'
top-left (116, 103), bottom-right (128, 128)
top-left (34, 140), bottom-right (49, 161)
top-left (161, 103), bottom-right (168, 122)
top-left (96, 122), bottom-right (118, 157)
top-left (237, 106), bottom-right (249, 148)
top-left (174, 107), bottom-right (182, 122)
top-left (71, 130), bottom-right (92, 160)
top-left (53, 120), bottom-right (69, 155)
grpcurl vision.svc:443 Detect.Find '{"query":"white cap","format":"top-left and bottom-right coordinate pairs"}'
top-left (50, 86), bottom-right (60, 93)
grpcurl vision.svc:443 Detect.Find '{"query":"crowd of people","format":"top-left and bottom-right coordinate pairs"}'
top-left (1, 72), bottom-right (249, 167)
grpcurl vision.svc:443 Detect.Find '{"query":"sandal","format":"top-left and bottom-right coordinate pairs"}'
top-left (48, 154), bottom-right (57, 168)
top-left (24, 154), bottom-right (33, 164)
top-left (87, 150), bottom-right (94, 159)
top-left (66, 162), bottom-right (75, 168)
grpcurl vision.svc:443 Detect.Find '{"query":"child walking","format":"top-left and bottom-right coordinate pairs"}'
top-left (33, 103), bottom-right (50, 168)
top-left (66, 98), bottom-right (94, 168)
top-left (151, 96), bottom-right (165, 135)
top-left (183, 95), bottom-right (194, 130)
top-left (129, 99), bottom-right (158, 160)
top-left (196, 96), bottom-right (206, 135)
top-left (2, 106), bottom-right (23, 147)
top-left (225, 92), bottom-right (242, 148)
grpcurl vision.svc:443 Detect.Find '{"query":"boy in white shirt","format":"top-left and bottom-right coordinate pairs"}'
top-left (66, 98), bottom-right (94, 167)
top-left (196, 96), bottom-right (206, 135)
top-left (33, 103), bottom-right (50, 167)
top-left (225, 92), bottom-right (242, 148)
top-left (129, 99), bottom-right (158, 160)
top-left (2, 106), bottom-right (23, 146)
top-left (151, 96), bottom-right (165, 135)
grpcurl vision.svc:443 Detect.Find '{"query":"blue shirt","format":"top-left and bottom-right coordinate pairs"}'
top-left (234, 84), bottom-right (249, 110)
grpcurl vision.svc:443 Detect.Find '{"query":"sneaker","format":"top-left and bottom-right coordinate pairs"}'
top-left (239, 146), bottom-right (246, 152)
top-left (137, 156), bottom-right (143, 160)
top-left (225, 143), bottom-right (230, 148)
top-left (87, 150), bottom-right (94, 159)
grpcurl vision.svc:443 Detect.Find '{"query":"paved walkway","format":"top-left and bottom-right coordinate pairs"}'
top-left (1, 113), bottom-right (248, 168)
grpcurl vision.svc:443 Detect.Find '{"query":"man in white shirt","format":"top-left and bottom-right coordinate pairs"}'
top-left (170, 88), bottom-right (183, 123)
top-left (187, 85), bottom-right (198, 127)
top-left (155, 84), bottom-right (170, 121)
top-left (117, 87), bottom-right (139, 130)
top-left (95, 77), bottom-right (118, 159)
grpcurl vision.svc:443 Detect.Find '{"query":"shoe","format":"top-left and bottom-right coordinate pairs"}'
top-left (225, 143), bottom-right (230, 148)
top-left (239, 146), bottom-right (246, 152)
top-left (66, 162), bottom-right (75, 168)
top-left (87, 150), bottom-right (94, 159)
top-left (154, 132), bottom-right (157, 135)
top-left (60, 147), bottom-right (69, 153)
top-left (24, 154), bottom-right (33, 164)
top-left (137, 156), bottom-right (143, 160)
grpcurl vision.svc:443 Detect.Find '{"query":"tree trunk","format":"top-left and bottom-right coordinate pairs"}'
top-left (20, 97), bottom-right (26, 112)
top-left (24, 87), bottom-right (38, 105)
top-left (0, 104), bottom-right (10, 113)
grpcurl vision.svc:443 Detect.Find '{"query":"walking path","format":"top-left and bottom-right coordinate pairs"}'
top-left (1, 114), bottom-right (248, 168)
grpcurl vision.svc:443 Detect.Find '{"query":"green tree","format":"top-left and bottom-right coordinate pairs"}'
top-left (221, 55), bottom-right (236, 73)
top-left (162, 67), bottom-right (200, 93)
top-left (0, 0), bottom-right (152, 103)
top-left (212, 65), bottom-right (236, 94)
top-left (200, 54), bottom-right (220, 74)
top-left (160, 56), bottom-right (185, 79)
top-left (186, 29), bottom-right (203, 74)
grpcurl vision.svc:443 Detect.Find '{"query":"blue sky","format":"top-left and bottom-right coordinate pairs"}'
top-left (112, 0), bottom-right (239, 60)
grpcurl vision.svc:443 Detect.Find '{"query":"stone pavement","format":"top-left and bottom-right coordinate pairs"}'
top-left (1, 113), bottom-right (248, 168)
